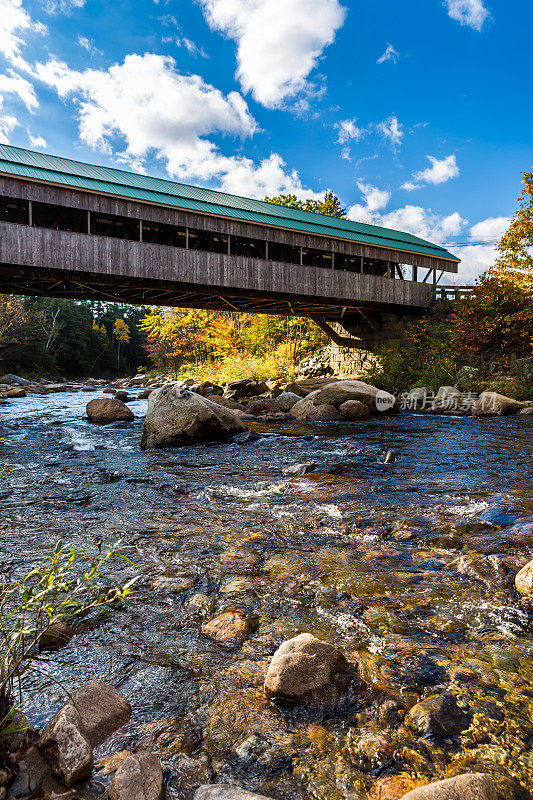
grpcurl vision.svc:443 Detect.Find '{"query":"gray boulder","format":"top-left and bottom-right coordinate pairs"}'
top-left (141, 386), bottom-right (248, 449)
top-left (305, 404), bottom-right (342, 422)
top-left (313, 380), bottom-right (396, 413)
top-left (289, 391), bottom-right (321, 420)
top-left (339, 400), bottom-right (370, 419)
top-left (86, 398), bottom-right (134, 424)
top-left (109, 751), bottom-right (164, 800)
top-left (275, 391), bottom-right (302, 411)
top-left (400, 773), bottom-right (497, 800)
top-left (264, 633), bottom-right (349, 706)
top-left (195, 787), bottom-right (274, 800)
top-left (38, 704), bottom-right (93, 787)
top-left (472, 391), bottom-right (527, 416)
top-left (6, 387), bottom-right (26, 398)
top-left (0, 373), bottom-right (31, 386)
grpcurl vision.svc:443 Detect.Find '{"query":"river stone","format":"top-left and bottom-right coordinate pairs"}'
top-left (399, 772), bottom-right (497, 800)
top-left (195, 787), bottom-right (274, 800)
top-left (306, 403), bottom-right (342, 421)
top-left (244, 399), bottom-right (278, 416)
top-left (453, 553), bottom-right (517, 588)
top-left (408, 692), bottom-right (469, 738)
top-left (289, 391), bottom-right (321, 419)
top-left (137, 389), bottom-right (153, 400)
top-left (264, 633), bottom-right (349, 706)
top-left (108, 751), bottom-right (164, 800)
top-left (275, 391), bottom-right (302, 411)
top-left (471, 391), bottom-right (526, 416)
top-left (519, 405), bottom-right (533, 414)
top-left (314, 380), bottom-right (395, 413)
top-left (141, 386), bottom-right (248, 449)
top-left (86, 398), bottom-right (134, 423)
top-left (515, 559), bottom-right (533, 596)
top-left (207, 395), bottom-right (245, 411)
top-left (0, 373), bottom-right (31, 385)
top-left (65, 681), bottom-right (132, 747)
top-left (38, 622), bottom-right (75, 652)
top-left (282, 462), bottom-right (317, 476)
top-left (38, 704), bottom-right (94, 787)
top-left (202, 612), bottom-right (254, 647)
top-left (339, 399), bottom-right (370, 419)
top-left (6, 387), bottom-right (26, 398)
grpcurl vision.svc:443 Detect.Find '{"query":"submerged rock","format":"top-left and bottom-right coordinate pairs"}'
top-left (515, 559), bottom-right (533, 596)
top-left (400, 772), bottom-right (497, 799)
top-left (86, 398), bottom-right (134, 424)
top-left (407, 692), bottom-right (469, 739)
top-left (264, 633), bottom-right (349, 706)
top-left (38, 622), bottom-right (75, 652)
top-left (108, 751), bottom-right (164, 800)
top-left (141, 386), bottom-right (248, 449)
top-left (195, 787), bottom-right (274, 800)
top-left (202, 612), bottom-right (255, 647)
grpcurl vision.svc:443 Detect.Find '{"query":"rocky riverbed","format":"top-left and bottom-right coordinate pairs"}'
top-left (0, 385), bottom-right (532, 799)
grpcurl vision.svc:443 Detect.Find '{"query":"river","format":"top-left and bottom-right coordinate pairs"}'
top-left (1, 390), bottom-right (532, 799)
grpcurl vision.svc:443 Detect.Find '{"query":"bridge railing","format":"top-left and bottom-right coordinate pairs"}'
top-left (435, 285), bottom-right (474, 302)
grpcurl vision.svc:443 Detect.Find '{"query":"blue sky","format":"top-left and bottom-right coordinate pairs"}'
top-left (0, 0), bottom-right (531, 282)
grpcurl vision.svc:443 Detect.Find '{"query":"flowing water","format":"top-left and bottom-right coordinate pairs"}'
top-left (1, 391), bottom-right (532, 799)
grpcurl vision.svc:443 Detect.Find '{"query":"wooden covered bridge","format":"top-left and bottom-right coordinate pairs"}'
top-left (0, 145), bottom-right (460, 348)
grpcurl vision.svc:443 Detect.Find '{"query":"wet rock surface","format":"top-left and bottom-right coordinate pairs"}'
top-left (108, 750), bottom-right (164, 800)
top-left (1, 390), bottom-right (533, 800)
top-left (400, 772), bottom-right (497, 799)
top-left (86, 398), bottom-right (134, 423)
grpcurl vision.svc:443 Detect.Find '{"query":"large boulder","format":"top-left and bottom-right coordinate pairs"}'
top-left (38, 704), bottom-right (93, 787)
top-left (399, 773), bottom-right (497, 800)
top-left (0, 373), bottom-right (31, 386)
top-left (109, 751), bottom-right (164, 800)
top-left (275, 391), bottom-right (302, 411)
top-left (472, 392), bottom-right (527, 417)
top-left (195, 788), bottom-right (274, 800)
top-left (244, 399), bottom-right (278, 416)
top-left (289, 391), bottom-right (322, 420)
top-left (515, 559), bottom-right (533, 596)
top-left (66, 681), bottom-right (131, 747)
top-left (86, 398), bottom-right (134, 424)
top-left (207, 395), bottom-right (245, 411)
top-left (264, 633), bottom-right (349, 706)
top-left (313, 380), bottom-right (396, 413)
top-left (141, 386), bottom-right (248, 449)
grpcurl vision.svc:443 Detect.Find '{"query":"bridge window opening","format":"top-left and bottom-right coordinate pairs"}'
top-left (362, 257), bottom-right (388, 276)
top-left (90, 212), bottom-right (139, 240)
top-left (230, 234), bottom-right (266, 259)
top-left (188, 228), bottom-right (229, 254)
top-left (267, 241), bottom-right (301, 265)
top-left (302, 247), bottom-right (333, 269)
top-left (0, 195), bottom-right (29, 225)
top-left (32, 201), bottom-right (88, 233)
top-left (142, 220), bottom-right (186, 247)
top-left (333, 253), bottom-right (361, 273)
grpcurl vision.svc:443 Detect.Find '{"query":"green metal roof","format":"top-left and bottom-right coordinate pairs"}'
top-left (0, 144), bottom-right (460, 264)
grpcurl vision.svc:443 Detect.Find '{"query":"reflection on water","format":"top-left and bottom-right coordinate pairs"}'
top-left (1, 391), bottom-right (532, 799)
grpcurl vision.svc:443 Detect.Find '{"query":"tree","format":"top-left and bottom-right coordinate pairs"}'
top-left (493, 167), bottom-right (533, 291)
top-left (113, 318), bottom-right (130, 365)
top-left (265, 190), bottom-right (347, 218)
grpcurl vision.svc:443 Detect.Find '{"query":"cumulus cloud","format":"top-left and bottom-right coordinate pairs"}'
top-left (469, 215), bottom-right (509, 242)
top-left (379, 205), bottom-right (464, 243)
top-left (27, 129), bottom-right (46, 147)
top-left (0, 69), bottom-right (38, 109)
top-left (46, 0), bottom-right (84, 14)
top-left (377, 115), bottom-right (403, 147)
top-left (377, 43), bottom-right (399, 64)
top-left (444, 0), bottom-right (489, 31)
top-left (335, 118), bottom-right (364, 159)
top-left (34, 52), bottom-right (318, 198)
top-left (0, 0), bottom-right (46, 65)
top-left (347, 182), bottom-right (391, 223)
top-left (402, 154), bottom-right (459, 190)
top-left (0, 114), bottom-right (18, 143)
top-left (198, 0), bottom-right (346, 108)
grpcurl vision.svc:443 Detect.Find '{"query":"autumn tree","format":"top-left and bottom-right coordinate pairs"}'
top-left (492, 167), bottom-right (533, 291)
top-left (113, 318), bottom-right (130, 365)
top-left (265, 190), bottom-right (346, 218)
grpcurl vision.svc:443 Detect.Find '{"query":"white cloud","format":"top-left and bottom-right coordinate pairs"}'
top-left (377, 114), bottom-right (403, 147)
top-left (78, 36), bottom-right (102, 56)
top-left (378, 205), bottom-right (465, 243)
top-left (336, 118), bottom-right (363, 145)
top-left (0, 114), bottom-right (18, 143)
top-left (402, 154), bottom-right (459, 190)
top-left (27, 129), bottom-right (46, 147)
top-left (444, 0), bottom-right (489, 31)
top-left (469, 215), bottom-right (509, 242)
top-left (198, 0), bottom-right (346, 108)
top-left (46, 0), bottom-right (84, 14)
top-left (34, 52), bottom-right (318, 199)
top-left (377, 43), bottom-right (399, 64)
top-left (0, 69), bottom-right (38, 109)
top-left (178, 37), bottom-right (208, 59)
top-left (347, 182), bottom-right (391, 223)
top-left (0, 0), bottom-right (46, 65)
